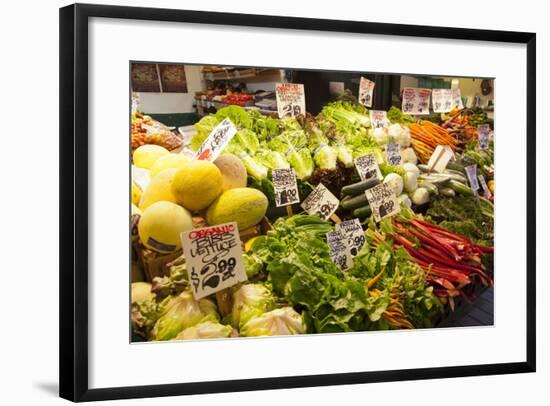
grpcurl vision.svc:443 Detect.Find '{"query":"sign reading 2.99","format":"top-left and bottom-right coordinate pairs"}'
top-left (181, 222), bottom-right (247, 299)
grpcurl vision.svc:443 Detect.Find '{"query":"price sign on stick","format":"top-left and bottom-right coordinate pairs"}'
top-left (336, 218), bottom-right (366, 257)
top-left (272, 168), bottom-right (300, 207)
top-left (464, 165), bottom-right (480, 192)
top-left (326, 230), bottom-right (354, 271)
top-left (301, 183), bottom-right (339, 221)
top-left (478, 124), bottom-right (490, 150)
top-left (181, 222), bottom-right (247, 300)
top-left (385, 143), bottom-right (402, 166)
top-left (195, 118), bottom-right (237, 162)
top-left (359, 77), bottom-right (375, 108)
top-left (365, 183), bottom-right (399, 222)
top-left (369, 110), bottom-right (388, 129)
top-left (355, 153), bottom-right (382, 182)
top-left (427, 145), bottom-right (455, 173)
top-left (478, 175), bottom-right (492, 198)
top-left (276, 83), bottom-right (306, 118)
top-left (402, 88), bottom-right (431, 115)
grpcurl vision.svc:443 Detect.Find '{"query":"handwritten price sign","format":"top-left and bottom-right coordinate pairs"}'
top-left (359, 77), bottom-right (375, 108)
top-left (301, 183), bottom-right (339, 221)
top-left (195, 118), bottom-right (237, 162)
top-left (365, 183), bottom-right (399, 222)
top-left (272, 168), bottom-right (300, 207)
top-left (181, 222), bottom-right (247, 300)
top-left (402, 87), bottom-right (431, 115)
top-left (276, 83), bottom-right (306, 118)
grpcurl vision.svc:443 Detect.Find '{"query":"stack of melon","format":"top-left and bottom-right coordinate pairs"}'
top-left (132, 145), bottom-right (268, 254)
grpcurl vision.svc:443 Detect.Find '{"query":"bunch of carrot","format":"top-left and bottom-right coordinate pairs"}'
top-left (369, 288), bottom-right (414, 329)
top-left (407, 120), bottom-right (459, 163)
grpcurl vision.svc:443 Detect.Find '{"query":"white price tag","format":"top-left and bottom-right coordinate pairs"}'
top-left (478, 124), bottom-right (490, 150)
top-left (195, 118), bottom-right (237, 162)
top-left (464, 165), bottom-right (480, 192)
top-left (385, 143), bottom-right (402, 166)
top-left (402, 87), bottom-right (431, 115)
top-left (365, 183), bottom-right (399, 222)
top-left (359, 77), bottom-right (375, 108)
top-left (431, 89), bottom-right (453, 113)
top-left (451, 88), bottom-right (464, 109)
top-left (132, 165), bottom-right (151, 192)
top-left (301, 183), bottom-right (339, 221)
top-left (272, 168), bottom-right (300, 207)
top-left (181, 222), bottom-right (247, 300)
top-left (369, 110), bottom-right (388, 129)
top-left (276, 83), bottom-right (306, 118)
top-left (478, 175), bottom-right (492, 198)
top-left (355, 153), bottom-right (382, 181)
top-left (336, 219), bottom-right (366, 257)
top-left (427, 145), bottom-right (455, 173)
top-left (326, 230), bottom-right (354, 271)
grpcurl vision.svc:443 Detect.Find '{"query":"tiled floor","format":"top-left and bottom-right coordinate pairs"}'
top-left (437, 287), bottom-right (494, 327)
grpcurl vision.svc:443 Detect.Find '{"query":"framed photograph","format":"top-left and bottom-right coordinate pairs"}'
top-left (60, 3), bottom-right (536, 402)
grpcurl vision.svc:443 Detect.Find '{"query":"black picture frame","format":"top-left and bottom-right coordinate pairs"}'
top-left (59, 3), bottom-right (536, 402)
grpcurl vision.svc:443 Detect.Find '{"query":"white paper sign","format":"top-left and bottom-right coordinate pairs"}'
top-left (326, 230), bottom-right (354, 271)
top-left (451, 88), bottom-right (464, 110)
top-left (478, 175), bottom-right (492, 198)
top-left (336, 218), bottom-right (366, 257)
top-left (359, 77), bottom-right (375, 108)
top-left (431, 89), bottom-right (463, 113)
top-left (385, 143), bottom-right (402, 166)
top-left (365, 183), bottom-right (399, 222)
top-left (431, 89), bottom-right (453, 113)
top-left (369, 110), bottom-right (388, 129)
top-left (181, 222), bottom-right (247, 300)
top-left (272, 168), bottom-right (300, 207)
top-left (402, 87), bottom-right (431, 115)
top-left (464, 164), bottom-right (480, 192)
top-left (301, 183), bottom-right (339, 221)
top-left (131, 165), bottom-right (151, 192)
top-left (427, 145), bottom-right (455, 173)
top-left (195, 118), bottom-right (237, 162)
top-left (355, 153), bottom-right (382, 181)
top-left (478, 124), bottom-right (490, 150)
top-left (276, 83), bottom-right (306, 118)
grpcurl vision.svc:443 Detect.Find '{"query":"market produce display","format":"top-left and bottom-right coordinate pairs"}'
top-left (131, 101), bottom-right (495, 342)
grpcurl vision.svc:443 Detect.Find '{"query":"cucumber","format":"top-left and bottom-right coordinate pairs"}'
top-left (439, 187), bottom-right (456, 197)
top-left (446, 161), bottom-right (466, 173)
top-left (419, 181), bottom-right (439, 195)
top-left (449, 179), bottom-right (475, 196)
top-left (444, 172), bottom-right (468, 183)
top-left (341, 178), bottom-right (379, 196)
top-left (418, 174), bottom-right (451, 185)
top-left (341, 193), bottom-right (369, 211)
top-left (417, 164), bottom-right (430, 172)
top-left (353, 205), bottom-right (372, 219)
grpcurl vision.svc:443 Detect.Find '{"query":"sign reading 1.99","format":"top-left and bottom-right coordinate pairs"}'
top-left (272, 168), bottom-right (300, 207)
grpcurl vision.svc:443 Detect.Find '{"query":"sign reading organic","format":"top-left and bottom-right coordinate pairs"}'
top-left (355, 153), bottom-right (382, 181)
top-left (195, 118), bottom-right (237, 162)
top-left (402, 87), bottom-right (431, 115)
top-left (181, 222), bottom-right (247, 300)
top-left (272, 168), bottom-right (300, 207)
top-left (276, 83), bottom-right (306, 118)
top-left (359, 77), bottom-right (375, 108)
top-left (301, 183), bottom-right (339, 221)
top-left (365, 183), bottom-right (399, 222)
